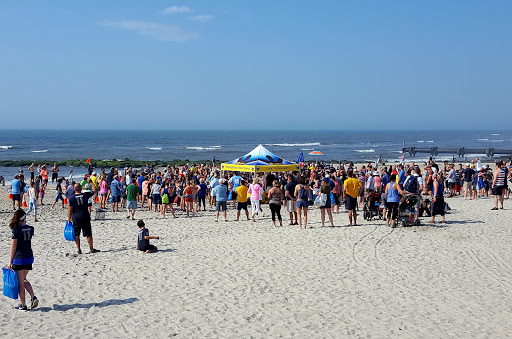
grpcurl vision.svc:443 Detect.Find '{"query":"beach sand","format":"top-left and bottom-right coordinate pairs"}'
top-left (1, 181), bottom-right (512, 338)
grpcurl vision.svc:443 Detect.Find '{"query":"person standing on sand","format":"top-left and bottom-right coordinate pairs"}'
top-left (68, 184), bottom-right (100, 254)
top-left (110, 175), bottom-right (121, 212)
top-left (285, 174), bottom-right (298, 225)
top-left (28, 162), bottom-right (35, 181)
top-left (11, 174), bottom-right (22, 210)
top-left (126, 178), bottom-right (139, 220)
top-left (50, 178), bottom-right (65, 209)
top-left (491, 161), bottom-right (506, 210)
top-left (293, 176), bottom-right (310, 229)
top-left (51, 163), bottom-right (59, 184)
top-left (430, 173), bottom-right (446, 224)
top-left (247, 178), bottom-right (263, 222)
top-left (7, 209), bottom-right (39, 311)
top-left (26, 181), bottom-right (38, 222)
top-left (212, 178), bottom-right (228, 222)
top-left (318, 177), bottom-right (335, 227)
top-left (343, 169), bottom-right (361, 226)
top-left (235, 179), bottom-right (250, 221)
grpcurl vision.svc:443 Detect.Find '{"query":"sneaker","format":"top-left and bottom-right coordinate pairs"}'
top-left (15, 304), bottom-right (28, 311)
top-left (31, 296), bottom-right (39, 309)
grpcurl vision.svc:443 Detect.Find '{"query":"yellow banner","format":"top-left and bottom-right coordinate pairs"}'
top-left (220, 164), bottom-right (255, 172)
top-left (253, 164), bottom-right (300, 172)
top-left (221, 163), bottom-right (300, 173)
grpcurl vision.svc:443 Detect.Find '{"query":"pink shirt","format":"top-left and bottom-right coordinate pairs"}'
top-left (248, 184), bottom-right (262, 201)
top-left (100, 180), bottom-right (108, 194)
top-left (374, 176), bottom-right (382, 188)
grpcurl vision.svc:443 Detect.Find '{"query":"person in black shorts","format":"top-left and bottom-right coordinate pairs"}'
top-left (136, 220), bottom-right (159, 253)
top-left (7, 209), bottom-right (39, 311)
top-left (68, 184), bottom-right (100, 254)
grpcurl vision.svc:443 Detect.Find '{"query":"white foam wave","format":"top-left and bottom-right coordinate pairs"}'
top-left (417, 140), bottom-right (424, 143)
top-left (146, 147), bottom-right (162, 150)
top-left (354, 149), bottom-right (375, 153)
top-left (426, 140), bottom-right (434, 143)
top-left (477, 138), bottom-right (489, 141)
top-left (491, 133), bottom-right (500, 136)
top-left (32, 150), bottom-right (48, 153)
top-left (0, 145), bottom-right (13, 149)
top-left (490, 140), bottom-right (504, 142)
top-left (265, 142), bottom-right (321, 147)
top-left (301, 148), bottom-right (314, 151)
top-left (391, 151), bottom-right (402, 153)
top-left (186, 146), bottom-right (221, 151)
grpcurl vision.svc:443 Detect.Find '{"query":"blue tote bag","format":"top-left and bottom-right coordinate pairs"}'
top-left (2, 268), bottom-right (18, 300)
top-left (64, 221), bottom-right (75, 241)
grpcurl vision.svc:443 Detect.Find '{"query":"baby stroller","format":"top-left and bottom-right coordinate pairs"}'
top-left (395, 194), bottom-right (420, 227)
top-left (363, 192), bottom-right (383, 221)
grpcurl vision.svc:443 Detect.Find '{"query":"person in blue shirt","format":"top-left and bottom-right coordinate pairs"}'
top-left (381, 171), bottom-right (390, 188)
top-left (136, 220), bottom-right (159, 253)
top-left (110, 175), bottom-right (121, 212)
top-left (11, 175), bottom-right (22, 210)
top-left (212, 178), bottom-right (228, 222)
top-left (229, 173), bottom-right (242, 207)
top-left (197, 179), bottom-right (208, 211)
top-left (7, 209), bottom-right (39, 311)
top-left (397, 164), bottom-right (407, 188)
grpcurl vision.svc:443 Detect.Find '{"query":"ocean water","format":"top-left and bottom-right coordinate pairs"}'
top-left (0, 129), bottom-right (511, 180)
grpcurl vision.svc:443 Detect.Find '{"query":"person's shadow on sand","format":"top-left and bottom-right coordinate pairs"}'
top-left (33, 297), bottom-right (138, 312)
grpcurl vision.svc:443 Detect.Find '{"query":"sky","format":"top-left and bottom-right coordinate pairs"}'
top-left (1, 1), bottom-right (511, 130)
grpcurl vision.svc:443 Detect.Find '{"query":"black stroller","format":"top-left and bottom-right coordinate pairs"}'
top-left (363, 192), bottom-right (383, 221)
top-left (394, 194), bottom-right (420, 227)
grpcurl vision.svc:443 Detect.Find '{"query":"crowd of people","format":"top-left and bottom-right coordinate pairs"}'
top-left (6, 157), bottom-right (512, 228)
top-left (4, 157), bottom-right (512, 311)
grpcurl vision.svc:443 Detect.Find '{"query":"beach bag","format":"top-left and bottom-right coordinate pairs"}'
top-left (2, 268), bottom-right (18, 300)
top-left (314, 196), bottom-right (322, 207)
top-left (404, 176), bottom-right (418, 194)
top-left (298, 186), bottom-right (308, 200)
top-left (162, 193), bottom-right (169, 204)
top-left (64, 221), bottom-right (75, 241)
top-left (320, 193), bottom-right (328, 206)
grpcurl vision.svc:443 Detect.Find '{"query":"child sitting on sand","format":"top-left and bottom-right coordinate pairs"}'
top-left (136, 220), bottom-right (159, 253)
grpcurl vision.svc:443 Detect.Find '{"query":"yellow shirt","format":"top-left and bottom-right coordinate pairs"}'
top-left (91, 176), bottom-right (99, 188)
top-left (235, 185), bottom-right (248, 203)
top-left (344, 177), bottom-right (361, 198)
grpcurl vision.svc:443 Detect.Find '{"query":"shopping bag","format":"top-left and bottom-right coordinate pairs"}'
top-left (314, 196), bottom-right (322, 207)
top-left (2, 268), bottom-right (18, 300)
top-left (64, 221), bottom-right (75, 241)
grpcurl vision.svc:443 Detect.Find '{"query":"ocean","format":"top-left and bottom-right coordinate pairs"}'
top-left (0, 129), bottom-right (511, 180)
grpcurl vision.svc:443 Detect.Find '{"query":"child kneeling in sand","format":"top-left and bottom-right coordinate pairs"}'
top-left (136, 220), bottom-right (159, 253)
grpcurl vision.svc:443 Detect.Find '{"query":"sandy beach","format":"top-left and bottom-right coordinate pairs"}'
top-left (1, 179), bottom-right (512, 338)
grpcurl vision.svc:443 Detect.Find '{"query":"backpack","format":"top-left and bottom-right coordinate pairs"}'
top-left (162, 193), bottom-right (169, 204)
top-left (298, 185), bottom-right (308, 200)
top-left (404, 176), bottom-right (419, 194)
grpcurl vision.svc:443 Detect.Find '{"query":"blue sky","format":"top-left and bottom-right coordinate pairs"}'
top-left (1, 1), bottom-right (511, 130)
